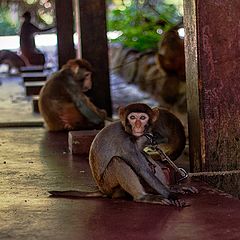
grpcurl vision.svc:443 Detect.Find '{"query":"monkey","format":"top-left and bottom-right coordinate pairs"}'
top-left (157, 23), bottom-right (185, 81)
top-left (0, 50), bottom-right (26, 73)
top-left (38, 58), bottom-right (107, 131)
top-left (49, 103), bottom-right (198, 207)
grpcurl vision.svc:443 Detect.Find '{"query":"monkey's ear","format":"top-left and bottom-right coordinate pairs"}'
top-left (118, 106), bottom-right (126, 124)
top-left (70, 61), bottom-right (80, 75)
top-left (63, 59), bottom-right (80, 74)
top-left (151, 107), bottom-right (159, 123)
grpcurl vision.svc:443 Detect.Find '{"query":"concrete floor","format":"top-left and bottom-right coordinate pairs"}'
top-left (1, 73), bottom-right (240, 240)
top-left (1, 128), bottom-right (240, 240)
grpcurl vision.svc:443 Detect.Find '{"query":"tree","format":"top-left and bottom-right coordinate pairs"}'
top-left (107, 0), bottom-right (182, 51)
top-left (0, 6), bottom-right (19, 35)
top-left (0, 0), bottom-right (55, 36)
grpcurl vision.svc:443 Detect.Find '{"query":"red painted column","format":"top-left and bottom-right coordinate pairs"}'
top-left (184, 0), bottom-right (240, 172)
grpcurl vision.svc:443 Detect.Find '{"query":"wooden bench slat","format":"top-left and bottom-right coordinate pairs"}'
top-left (20, 65), bottom-right (44, 73)
top-left (68, 130), bottom-right (99, 155)
top-left (24, 81), bottom-right (45, 96)
top-left (22, 72), bottom-right (48, 82)
top-left (32, 95), bottom-right (40, 113)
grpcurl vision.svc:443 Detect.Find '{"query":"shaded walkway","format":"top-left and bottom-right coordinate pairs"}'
top-left (0, 72), bottom-right (157, 124)
top-left (0, 74), bottom-right (42, 124)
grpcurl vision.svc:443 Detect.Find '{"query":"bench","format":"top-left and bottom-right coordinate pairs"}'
top-left (20, 65), bottom-right (44, 73)
top-left (24, 81), bottom-right (45, 96)
top-left (21, 71), bottom-right (49, 113)
top-left (22, 72), bottom-right (48, 82)
top-left (32, 95), bottom-right (40, 113)
top-left (68, 130), bottom-right (100, 155)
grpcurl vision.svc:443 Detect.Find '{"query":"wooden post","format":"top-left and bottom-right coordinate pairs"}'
top-left (55, 0), bottom-right (76, 68)
top-left (183, 0), bottom-right (202, 172)
top-left (73, 0), bottom-right (81, 59)
top-left (184, 0), bottom-right (240, 172)
top-left (77, 0), bottom-right (112, 116)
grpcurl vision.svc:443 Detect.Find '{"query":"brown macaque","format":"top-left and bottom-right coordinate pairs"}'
top-left (49, 103), bottom-right (197, 207)
top-left (38, 59), bottom-right (107, 131)
top-left (0, 50), bottom-right (26, 73)
top-left (148, 107), bottom-right (186, 160)
top-left (157, 24), bottom-right (185, 81)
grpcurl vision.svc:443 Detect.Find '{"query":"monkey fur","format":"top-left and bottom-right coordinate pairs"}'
top-left (38, 59), bottom-right (107, 131)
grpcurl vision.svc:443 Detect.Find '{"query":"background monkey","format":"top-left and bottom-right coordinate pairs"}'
top-left (38, 59), bottom-right (107, 131)
top-left (145, 107), bottom-right (186, 161)
top-left (50, 103), bottom-right (197, 207)
top-left (0, 50), bottom-right (26, 73)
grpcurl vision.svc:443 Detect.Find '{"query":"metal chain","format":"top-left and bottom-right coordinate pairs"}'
top-left (146, 143), bottom-right (240, 178)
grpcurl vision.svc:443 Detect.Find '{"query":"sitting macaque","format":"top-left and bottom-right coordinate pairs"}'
top-left (38, 59), bottom-right (107, 131)
top-left (0, 50), bottom-right (26, 73)
top-left (50, 103), bottom-right (197, 207)
top-left (155, 24), bottom-right (187, 111)
top-left (157, 24), bottom-right (185, 81)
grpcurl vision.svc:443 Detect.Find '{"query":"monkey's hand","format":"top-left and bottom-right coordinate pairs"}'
top-left (59, 114), bottom-right (74, 130)
top-left (59, 113), bottom-right (75, 130)
top-left (151, 132), bottom-right (168, 145)
top-left (59, 104), bottom-right (86, 130)
top-left (62, 121), bottom-right (74, 130)
top-left (167, 198), bottom-right (190, 207)
top-left (98, 109), bottom-right (107, 119)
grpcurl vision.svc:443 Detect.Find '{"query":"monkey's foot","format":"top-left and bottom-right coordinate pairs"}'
top-left (170, 185), bottom-right (199, 194)
top-left (134, 194), bottom-right (187, 207)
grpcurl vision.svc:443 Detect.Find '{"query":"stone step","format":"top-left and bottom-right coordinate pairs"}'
top-left (20, 65), bottom-right (44, 73)
top-left (24, 81), bottom-right (45, 96)
top-left (22, 72), bottom-right (48, 82)
top-left (68, 130), bottom-right (100, 155)
top-left (32, 95), bottom-right (40, 113)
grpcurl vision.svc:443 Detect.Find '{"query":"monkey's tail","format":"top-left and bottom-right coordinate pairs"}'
top-left (49, 190), bottom-right (106, 198)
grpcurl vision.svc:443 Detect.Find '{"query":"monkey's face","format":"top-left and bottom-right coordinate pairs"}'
top-left (81, 71), bottom-right (92, 92)
top-left (65, 59), bottom-right (93, 92)
top-left (74, 69), bottom-right (92, 92)
top-left (119, 103), bottom-right (159, 137)
top-left (127, 112), bottom-right (149, 137)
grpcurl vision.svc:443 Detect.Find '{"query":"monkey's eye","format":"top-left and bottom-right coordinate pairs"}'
top-left (129, 115), bottom-right (136, 120)
top-left (85, 72), bottom-right (91, 78)
top-left (140, 115), bottom-right (147, 120)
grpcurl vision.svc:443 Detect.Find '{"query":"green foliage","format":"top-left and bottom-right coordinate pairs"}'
top-left (107, 1), bottom-right (182, 51)
top-left (0, 1), bottom-right (55, 36)
top-left (0, 6), bottom-right (19, 35)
